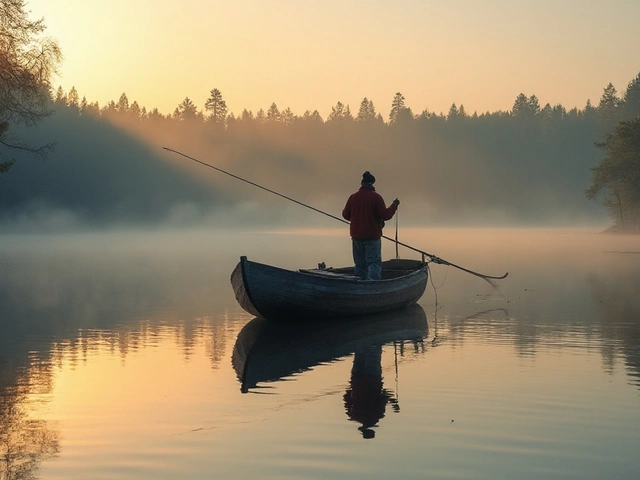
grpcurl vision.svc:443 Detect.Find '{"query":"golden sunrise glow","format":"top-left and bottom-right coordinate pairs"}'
top-left (40, 327), bottom-right (245, 430)
top-left (27, 0), bottom-right (640, 118)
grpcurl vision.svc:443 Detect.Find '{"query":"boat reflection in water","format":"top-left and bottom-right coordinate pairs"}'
top-left (232, 304), bottom-right (429, 439)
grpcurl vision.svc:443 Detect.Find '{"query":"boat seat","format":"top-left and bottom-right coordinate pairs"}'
top-left (298, 269), bottom-right (361, 280)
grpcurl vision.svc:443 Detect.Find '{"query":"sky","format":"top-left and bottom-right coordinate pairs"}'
top-left (27, 0), bottom-right (640, 118)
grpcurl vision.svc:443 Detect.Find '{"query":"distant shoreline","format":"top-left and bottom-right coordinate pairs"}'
top-left (603, 225), bottom-right (640, 235)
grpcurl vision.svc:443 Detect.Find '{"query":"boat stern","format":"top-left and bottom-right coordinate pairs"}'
top-left (230, 256), bottom-right (262, 318)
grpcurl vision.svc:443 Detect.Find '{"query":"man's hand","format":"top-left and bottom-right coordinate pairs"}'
top-left (392, 198), bottom-right (400, 206)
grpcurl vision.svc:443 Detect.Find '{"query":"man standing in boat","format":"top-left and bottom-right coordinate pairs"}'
top-left (342, 171), bottom-right (399, 280)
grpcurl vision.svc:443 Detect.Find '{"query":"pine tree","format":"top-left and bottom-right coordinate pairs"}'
top-left (447, 103), bottom-right (459, 120)
top-left (389, 92), bottom-right (406, 124)
top-left (356, 97), bottom-right (377, 122)
top-left (511, 93), bottom-right (530, 117)
top-left (67, 87), bottom-right (79, 109)
top-left (597, 83), bottom-right (620, 129)
top-left (116, 92), bottom-right (129, 114)
top-left (622, 72), bottom-right (640, 120)
top-left (281, 107), bottom-right (295, 125)
top-left (267, 103), bottom-right (280, 122)
top-left (129, 101), bottom-right (141, 120)
top-left (54, 86), bottom-right (67, 105)
top-left (176, 97), bottom-right (199, 121)
top-left (204, 88), bottom-right (228, 124)
top-left (327, 101), bottom-right (353, 123)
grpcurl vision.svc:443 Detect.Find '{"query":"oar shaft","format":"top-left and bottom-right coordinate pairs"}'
top-left (162, 147), bottom-right (508, 282)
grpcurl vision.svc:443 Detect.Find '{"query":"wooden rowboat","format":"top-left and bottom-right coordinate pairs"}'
top-left (230, 256), bottom-right (428, 320)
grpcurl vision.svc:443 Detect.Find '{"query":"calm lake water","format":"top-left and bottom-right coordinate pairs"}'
top-left (1, 228), bottom-right (639, 480)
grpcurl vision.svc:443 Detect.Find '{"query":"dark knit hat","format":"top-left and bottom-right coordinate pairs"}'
top-left (361, 171), bottom-right (376, 185)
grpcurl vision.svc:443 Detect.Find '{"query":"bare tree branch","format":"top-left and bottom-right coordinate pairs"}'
top-left (0, 0), bottom-right (61, 172)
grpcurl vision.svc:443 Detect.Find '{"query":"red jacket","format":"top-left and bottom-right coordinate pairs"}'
top-left (342, 186), bottom-right (397, 240)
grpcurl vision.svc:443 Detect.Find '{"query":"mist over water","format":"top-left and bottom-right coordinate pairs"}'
top-left (1, 227), bottom-right (639, 479)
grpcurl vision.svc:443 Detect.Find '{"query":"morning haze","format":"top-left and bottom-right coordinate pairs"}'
top-left (4, 77), bottom-right (640, 232)
top-left (3, 3), bottom-right (640, 479)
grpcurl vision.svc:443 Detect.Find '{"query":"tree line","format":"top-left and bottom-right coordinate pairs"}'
top-left (51, 76), bottom-right (640, 134)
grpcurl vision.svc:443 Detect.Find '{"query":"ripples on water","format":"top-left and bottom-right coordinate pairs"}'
top-left (1, 228), bottom-right (639, 480)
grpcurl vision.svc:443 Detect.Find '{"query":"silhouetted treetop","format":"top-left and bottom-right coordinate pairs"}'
top-left (205, 88), bottom-right (228, 124)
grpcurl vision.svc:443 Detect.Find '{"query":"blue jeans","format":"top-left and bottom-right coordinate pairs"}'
top-left (352, 238), bottom-right (382, 280)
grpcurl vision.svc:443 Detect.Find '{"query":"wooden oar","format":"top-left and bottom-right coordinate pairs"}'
top-left (162, 147), bottom-right (508, 283)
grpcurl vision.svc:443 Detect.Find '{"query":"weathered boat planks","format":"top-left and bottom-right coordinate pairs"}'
top-left (230, 256), bottom-right (428, 320)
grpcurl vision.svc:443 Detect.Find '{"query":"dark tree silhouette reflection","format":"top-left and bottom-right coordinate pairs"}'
top-left (589, 262), bottom-right (640, 388)
top-left (0, 365), bottom-right (59, 480)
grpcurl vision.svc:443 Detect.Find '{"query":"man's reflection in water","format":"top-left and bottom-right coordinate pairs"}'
top-left (343, 345), bottom-right (398, 439)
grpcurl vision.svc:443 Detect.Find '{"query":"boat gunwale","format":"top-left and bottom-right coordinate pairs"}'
top-left (243, 257), bottom-right (428, 284)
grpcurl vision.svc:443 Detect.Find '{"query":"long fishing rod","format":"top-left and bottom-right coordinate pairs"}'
top-left (162, 147), bottom-right (508, 282)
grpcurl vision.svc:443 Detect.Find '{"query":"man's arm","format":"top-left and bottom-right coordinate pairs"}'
top-left (342, 195), bottom-right (353, 221)
top-left (377, 195), bottom-right (398, 221)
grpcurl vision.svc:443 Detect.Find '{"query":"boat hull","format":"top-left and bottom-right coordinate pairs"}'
top-left (230, 256), bottom-right (428, 320)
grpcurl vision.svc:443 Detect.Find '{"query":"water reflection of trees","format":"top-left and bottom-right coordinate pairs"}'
top-left (0, 249), bottom-right (248, 480)
top-left (433, 263), bottom-right (640, 390)
top-left (589, 268), bottom-right (640, 388)
top-left (1, 365), bottom-right (59, 480)
top-left (0, 245), bottom-right (247, 382)
top-left (1, 240), bottom-right (242, 356)
top-left (43, 318), bottom-right (238, 367)
top-left (1, 314), bottom-right (243, 480)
